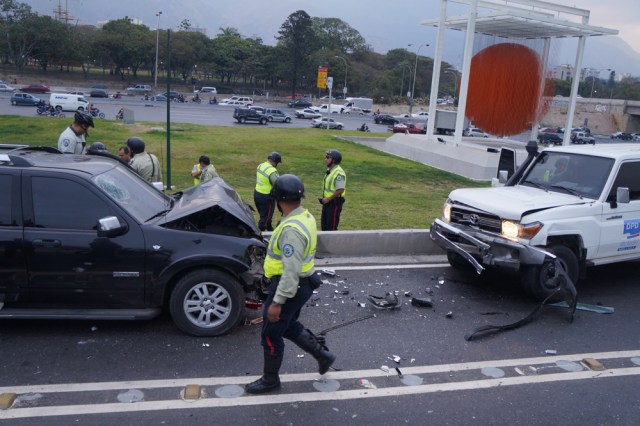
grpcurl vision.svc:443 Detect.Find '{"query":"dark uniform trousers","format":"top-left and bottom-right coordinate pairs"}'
top-left (321, 197), bottom-right (345, 231)
top-left (254, 190), bottom-right (276, 232)
top-left (261, 276), bottom-right (314, 356)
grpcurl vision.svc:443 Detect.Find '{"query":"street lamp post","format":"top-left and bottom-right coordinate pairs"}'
top-left (408, 43), bottom-right (429, 115)
top-left (399, 64), bottom-right (412, 98)
top-left (154, 11), bottom-right (162, 88)
top-left (588, 68), bottom-right (610, 99)
top-left (334, 55), bottom-right (348, 97)
top-left (443, 69), bottom-right (458, 101)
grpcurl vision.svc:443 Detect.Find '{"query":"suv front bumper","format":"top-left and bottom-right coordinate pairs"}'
top-left (429, 218), bottom-right (553, 274)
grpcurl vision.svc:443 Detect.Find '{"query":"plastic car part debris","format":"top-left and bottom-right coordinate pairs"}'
top-left (357, 379), bottom-right (377, 389)
top-left (322, 269), bottom-right (336, 277)
top-left (380, 365), bottom-right (390, 373)
top-left (245, 297), bottom-right (263, 310)
top-left (548, 301), bottom-right (614, 314)
top-left (445, 311), bottom-right (453, 318)
top-left (395, 367), bottom-right (404, 378)
top-left (545, 349), bottom-right (557, 355)
top-left (411, 297), bottom-right (433, 308)
top-left (582, 358), bottom-right (605, 371)
top-left (367, 293), bottom-right (401, 310)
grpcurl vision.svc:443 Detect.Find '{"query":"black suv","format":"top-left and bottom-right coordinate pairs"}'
top-left (233, 107), bottom-right (268, 124)
top-left (374, 114), bottom-right (399, 125)
top-left (0, 145), bottom-right (265, 336)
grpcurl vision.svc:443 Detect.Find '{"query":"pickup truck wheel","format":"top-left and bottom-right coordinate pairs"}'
top-left (446, 251), bottom-right (476, 273)
top-left (260, 118), bottom-right (268, 125)
top-left (169, 269), bottom-right (244, 337)
top-left (521, 245), bottom-right (579, 302)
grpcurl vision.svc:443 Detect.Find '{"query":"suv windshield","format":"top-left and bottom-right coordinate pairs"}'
top-left (521, 152), bottom-right (614, 200)
top-left (92, 166), bottom-right (172, 222)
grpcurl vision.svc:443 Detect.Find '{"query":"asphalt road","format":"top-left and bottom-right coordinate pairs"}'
top-left (0, 259), bottom-right (639, 425)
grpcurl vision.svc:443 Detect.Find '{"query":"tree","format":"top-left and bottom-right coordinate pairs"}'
top-left (0, 0), bottom-right (38, 71)
top-left (276, 10), bottom-right (319, 97)
top-left (93, 18), bottom-right (153, 79)
top-left (312, 17), bottom-right (369, 53)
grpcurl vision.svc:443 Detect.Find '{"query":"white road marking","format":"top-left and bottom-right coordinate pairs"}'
top-left (1, 350), bottom-right (638, 419)
top-left (324, 263), bottom-right (450, 271)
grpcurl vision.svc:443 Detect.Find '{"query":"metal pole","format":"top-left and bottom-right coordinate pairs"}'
top-left (154, 11), bottom-right (162, 88)
top-left (165, 30), bottom-right (171, 189)
top-left (409, 43), bottom-right (428, 115)
top-left (334, 56), bottom-right (347, 96)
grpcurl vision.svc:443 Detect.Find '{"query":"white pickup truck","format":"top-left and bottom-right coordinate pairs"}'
top-left (430, 143), bottom-right (640, 300)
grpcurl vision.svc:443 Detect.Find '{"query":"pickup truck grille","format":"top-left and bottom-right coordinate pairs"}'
top-left (450, 207), bottom-right (502, 233)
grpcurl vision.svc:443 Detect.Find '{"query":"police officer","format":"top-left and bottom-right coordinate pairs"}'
top-left (126, 136), bottom-right (162, 183)
top-left (254, 152), bottom-right (281, 231)
top-left (198, 155), bottom-right (219, 184)
top-left (245, 174), bottom-right (336, 395)
top-left (320, 149), bottom-right (347, 231)
top-left (57, 111), bottom-right (94, 154)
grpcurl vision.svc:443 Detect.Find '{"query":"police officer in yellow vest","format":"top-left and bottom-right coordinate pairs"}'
top-left (254, 152), bottom-right (281, 231)
top-left (320, 149), bottom-right (347, 231)
top-left (245, 174), bottom-right (336, 394)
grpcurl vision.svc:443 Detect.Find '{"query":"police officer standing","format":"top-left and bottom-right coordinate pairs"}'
top-left (254, 152), bottom-right (281, 232)
top-left (320, 149), bottom-right (347, 231)
top-left (126, 136), bottom-right (162, 184)
top-left (57, 111), bottom-right (94, 154)
top-left (245, 174), bottom-right (336, 395)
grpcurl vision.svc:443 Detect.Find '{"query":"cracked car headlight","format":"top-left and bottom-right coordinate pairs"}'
top-left (443, 201), bottom-right (452, 222)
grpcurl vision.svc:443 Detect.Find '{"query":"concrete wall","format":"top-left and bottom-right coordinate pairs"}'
top-left (315, 229), bottom-right (440, 257)
top-left (541, 98), bottom-right (640, 134)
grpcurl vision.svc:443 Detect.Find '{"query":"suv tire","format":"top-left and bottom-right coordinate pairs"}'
top-left (520, 245), bottom-right (579, 302)
top-left (238, 117), bottom-right (245, 123)
top-left (260, 118), bottom-right (267, 125)
top-left (169, 269), bottom-right (244, 337)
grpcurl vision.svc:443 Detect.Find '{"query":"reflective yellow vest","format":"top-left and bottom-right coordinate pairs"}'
top-left (323, 165), bottom-right (346, 198)
top-left (192, 164), bottom-right (201, 186)
top-left (263, 208), bottom-right (317, 278)
top-left (255, 161), bottom-right (277, 194)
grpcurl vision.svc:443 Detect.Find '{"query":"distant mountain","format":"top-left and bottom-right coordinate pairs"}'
top-left (553, 36), bottom-right (640, 77)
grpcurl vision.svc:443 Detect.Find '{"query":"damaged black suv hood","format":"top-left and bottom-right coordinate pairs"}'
top-left (162, 177), bottom-right (260, 237)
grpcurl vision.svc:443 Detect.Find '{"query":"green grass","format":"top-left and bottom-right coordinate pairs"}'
top-left (1, 115), bottom-right (488, 229)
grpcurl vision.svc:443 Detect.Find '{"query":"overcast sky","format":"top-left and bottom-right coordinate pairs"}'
top-left (23, 0), bottom-right (640, 61)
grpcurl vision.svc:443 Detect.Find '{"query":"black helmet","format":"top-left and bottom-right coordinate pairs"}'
top-left (74, 111), bottom-right (94, 128)
top-left (87, 141), bottom-right (107, 154)
top-left (325, 149), bottom-right (342, 165)
top-left (126, 136), bottom-right (145, 154)
top-left (271, 174), bottom-right (305, 201)
top-left (268, 151), bottom-right (282, 165)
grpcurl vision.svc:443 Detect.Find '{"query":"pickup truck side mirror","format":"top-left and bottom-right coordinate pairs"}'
top-left (97, 216), bottom-right (127, 238)
top-left (617, 187), bottom-right (630, 204)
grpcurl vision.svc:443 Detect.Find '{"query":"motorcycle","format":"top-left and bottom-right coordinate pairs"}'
top-left (36, 103), bottom-right (65, 118)
top-left (356, 124), bottom-right (370, 132)
top-left (115, 108), bottom-right (124, 120)
top-left (89, 108), bottom-right (106, 119)
top-left (208, 97), bottom-right (218, 105)
top-left (190, 95), bottom-right (201, 104)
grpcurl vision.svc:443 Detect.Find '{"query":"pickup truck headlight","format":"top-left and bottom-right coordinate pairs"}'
top-left (501, 220), bottom-right (543, 240)
top-left (443, 201), bottom-right (452, 222)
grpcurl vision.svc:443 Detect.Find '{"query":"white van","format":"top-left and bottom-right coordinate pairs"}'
top-left (49, 93), bottom-right (90, 112)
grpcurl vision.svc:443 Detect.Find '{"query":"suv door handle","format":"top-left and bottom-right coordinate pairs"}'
top-left (32, 239), bottom-right (62, 247)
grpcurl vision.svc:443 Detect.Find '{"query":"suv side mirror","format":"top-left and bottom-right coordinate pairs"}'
top-left (617, 187), bottom-right (630, 204)
top-left (98, 216), bottom-right (127, 238)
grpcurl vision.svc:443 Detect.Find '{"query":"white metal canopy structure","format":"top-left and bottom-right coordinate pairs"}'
top-left (421, 0), bottom-right (618, 146)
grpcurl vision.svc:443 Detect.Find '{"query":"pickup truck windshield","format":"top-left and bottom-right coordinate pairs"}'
top-left (521, 152), bottom-right (614, 200)
top-left (92, 166), bottom-right (172, 222)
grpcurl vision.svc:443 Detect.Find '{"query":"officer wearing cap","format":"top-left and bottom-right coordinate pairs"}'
top-left (254, 152), bottom-right (281, 231)
top-left (320, 149), bottom-right (347, 231)
top-left (126, 136), bottom-right (162, 184)
top-left (245, 174), bottom-right (336, 394)
top-left (57, 111), bottom-right (94, 154)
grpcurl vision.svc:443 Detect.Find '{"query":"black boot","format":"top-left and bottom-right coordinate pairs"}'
top-left (245, 351), bottom-right (283, 394)
top-left (291, 328), bottom-right (336, 375)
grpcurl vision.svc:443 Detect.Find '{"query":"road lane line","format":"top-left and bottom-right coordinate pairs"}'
top-left (326, 263), bottom-right (449, 271)
top-left (1, 350), bottom-right (638, 394)
top-left (1, 366), bottom-right (639, 419)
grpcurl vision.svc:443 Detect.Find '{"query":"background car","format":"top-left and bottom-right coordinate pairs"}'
top-left (196, 87), bottom-right (217, 94)
top-left (295, 108), bottom-right (322, 119)
top-left (89, 88), bottom-right (109, 98)
top-left (264, 108), bottom-right (292, 123)
top-left (611, 131), bottom-right (633, 140)
top-left (147, 95), bottom-right (167, 102)
top-left (463, 127), bottom-right (489, 137)
top-left (20, 84), bottom-right (50, 93)
top-left (411, 111), bottom-right (429, 120)
top-left (392, 122), bottom-right (426, 134)
top-left (160, 91), bottom-right (182, 100)
top-left (0, 83), bottom-right (16, 92)
top-left (287, 100), bottom-right (312, 108)
top-left (311, 117), bottom-right (343, 129)
top-left (537, 132), bottom-right (563, 145)
top-left (374, 114), bottom-right (399, 125)
top-left (10, 92), bottom-right (40, 106)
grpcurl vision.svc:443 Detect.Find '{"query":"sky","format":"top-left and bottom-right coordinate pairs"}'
top-left (22, 0), bottom-right (640, 69)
